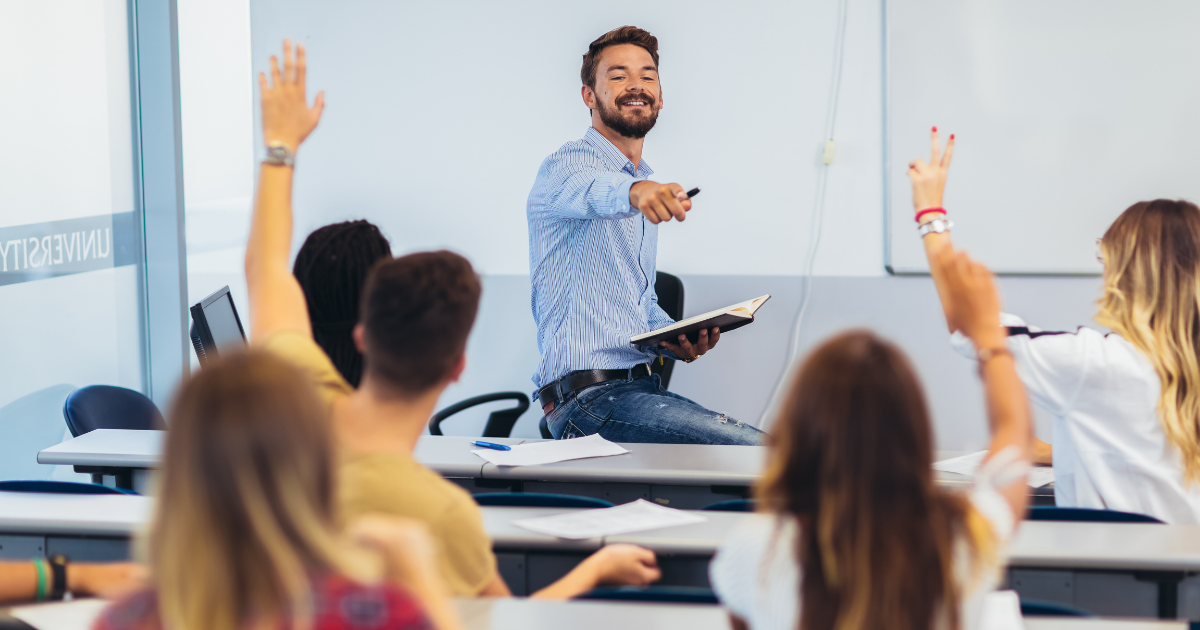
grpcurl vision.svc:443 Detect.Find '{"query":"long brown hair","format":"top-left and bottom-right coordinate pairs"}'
top-left (760, 331), bottom-right (991, 630)
top-left (149, 350), bottom-right (377, 630)
top-left (1096, 199), bottom-right (1200, 483)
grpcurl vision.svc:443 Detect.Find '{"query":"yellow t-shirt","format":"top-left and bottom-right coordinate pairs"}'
top-left (261, 330), bottom-right (497, 596)
top-left (338, 451), bottom-right (497, 596)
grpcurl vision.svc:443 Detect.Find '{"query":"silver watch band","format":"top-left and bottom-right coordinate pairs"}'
top-left (917, 218), bottom-right (953, 237)
top-left (263, 143), bottom-right (295, 167)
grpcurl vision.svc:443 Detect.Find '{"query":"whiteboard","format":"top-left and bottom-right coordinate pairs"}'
top-left (886, 0), bottom-right (1200, 275)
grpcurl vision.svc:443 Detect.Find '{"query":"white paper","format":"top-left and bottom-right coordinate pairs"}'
top-left (513, 499), bottom-right (707, 540)
top-left (10, 599), bottom-right (108, 630)
top-left (471, 434), bottom-right (629, 467)
top-left (979, 591), bottom-right (1026, 630)
top-left (934, 451), bottom-right (1054, 488)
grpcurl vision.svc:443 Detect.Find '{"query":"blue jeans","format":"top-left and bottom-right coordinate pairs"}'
top-left (545, 374), bottom-right (766, 445)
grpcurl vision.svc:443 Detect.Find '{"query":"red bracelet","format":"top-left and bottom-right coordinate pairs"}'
top-left (915, 207), bottom-right (946, 223)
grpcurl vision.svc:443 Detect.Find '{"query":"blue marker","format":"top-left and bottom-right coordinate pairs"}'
top-left (472, 441), bottom-right (512, 451)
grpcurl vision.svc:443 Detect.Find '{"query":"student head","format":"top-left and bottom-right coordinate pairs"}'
top-left (293, 220), bottom-right (393, 387)
top-left (581, 26), bottom-right (662, 139)
top-left (353, 250), bottom-right (481, 400)
top-left (150, 351), bottom-right (376, 630)
top-left (1096, 199), bottom-right (1200, 481)
top-left (760, 330), bottom-right (989, 630)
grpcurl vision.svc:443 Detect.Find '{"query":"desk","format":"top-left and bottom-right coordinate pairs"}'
top-left (453, 597), bottom-right (728, 630)
top-left (42, 431), bottom-right (1051, 508)
top-left (0, 492), bottom-right (148, 562)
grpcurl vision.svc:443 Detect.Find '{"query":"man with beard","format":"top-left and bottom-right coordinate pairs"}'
top-left (526, 26), bottom-right (765, 445)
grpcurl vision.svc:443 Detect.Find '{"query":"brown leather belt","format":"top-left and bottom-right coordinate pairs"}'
top-left (538, 364), bottom-right (653, 415)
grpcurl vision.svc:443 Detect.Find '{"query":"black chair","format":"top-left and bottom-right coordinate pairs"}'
top-left (62, 385), bottom-right (164, 437)
top-left (0, 480), bottom-right (136, 496)
top-left (702, 498), bottom-right (757, 512)
top-left (1027, 506), bottom-right (1163, 523)
top-left (577, 586), bottom-right (719, 604)
top-left (651, 271), bottom-right (685, 391)
top-left (473, 492), bottom-right (614, 509)
top-left (1019, 599), bottom-right (1093, 617)
top-left (428, 392), bottom-right (529, 438)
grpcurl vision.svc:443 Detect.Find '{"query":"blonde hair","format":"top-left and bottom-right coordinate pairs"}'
top-left (148, 350), bottom-right (377, 630)
top-left (1096, 199), bottom-right (1200, 483)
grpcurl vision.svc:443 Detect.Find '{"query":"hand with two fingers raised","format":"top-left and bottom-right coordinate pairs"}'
top-left (907, 127), bottom-right (955, 220)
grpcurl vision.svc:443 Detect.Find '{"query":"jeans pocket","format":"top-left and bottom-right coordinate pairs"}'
top-left (574, 380), bottom-right (621, 410)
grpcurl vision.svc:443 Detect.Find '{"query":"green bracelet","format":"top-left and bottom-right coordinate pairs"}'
top-left (33, 558), bottom-right (48, 601)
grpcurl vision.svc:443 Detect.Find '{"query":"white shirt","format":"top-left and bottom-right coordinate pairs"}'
top-left (710, 450), bottom-right (1023, 630)
top-left (952, 313), bottom-right (1200, 524)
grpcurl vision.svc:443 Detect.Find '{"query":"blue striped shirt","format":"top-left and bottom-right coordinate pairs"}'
top-left (527, 127), bottom-right (677, 391)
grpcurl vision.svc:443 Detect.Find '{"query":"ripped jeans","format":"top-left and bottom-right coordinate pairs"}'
top-left (544, 373), bottom-right (767, 445)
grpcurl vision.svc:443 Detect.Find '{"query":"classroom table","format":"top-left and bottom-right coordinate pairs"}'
top-left (1, 493), bottom-right (1196, 619)
top-left (37, 431), bottom-right (1054, 507)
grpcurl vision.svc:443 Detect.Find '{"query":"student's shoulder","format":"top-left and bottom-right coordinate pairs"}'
top-left (259, 329), bottom-right (353, 399)
top-left (93, 588), bottom-right (161, 630)
top-left (312, 575), bottom-right (431, 630)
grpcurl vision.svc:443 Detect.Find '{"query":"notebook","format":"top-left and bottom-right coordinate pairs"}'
top-left (631, 295), bottom-right (771, 347)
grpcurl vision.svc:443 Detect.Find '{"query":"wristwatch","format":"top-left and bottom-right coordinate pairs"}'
top-left (917, 217), bottom-right (953, 238)
top-left (48, 555), bottom-right (69, 600)
top-left (263, 142), bottom-right (295, 167)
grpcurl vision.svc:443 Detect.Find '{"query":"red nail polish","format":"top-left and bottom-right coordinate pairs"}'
top-left (932, 126), bottom-right (937, 132)
top-left (950, 134), bottom-right (955, 140)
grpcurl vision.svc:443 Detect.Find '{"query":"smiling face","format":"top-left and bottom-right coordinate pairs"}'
top-left (584, 44), bottom-right (662, 139)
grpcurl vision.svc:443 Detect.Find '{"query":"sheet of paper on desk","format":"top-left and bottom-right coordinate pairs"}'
top-left (513, 499), bottom-right (706, 540)
top-left (10, 598), bottom-right (107, 630)
top-left (979, 590), bottom-right (1025, 630)
top-left (471, 433), bottom-right (629, 466)
top-left (933, 450), bottom-right (1054, 488)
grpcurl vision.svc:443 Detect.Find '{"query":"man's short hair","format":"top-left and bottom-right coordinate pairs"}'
top-left (581, 26), bottom-right (659, 91)
top-left (360, 250), bottom-right (481, 396)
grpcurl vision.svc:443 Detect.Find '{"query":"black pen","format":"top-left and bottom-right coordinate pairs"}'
top-left (686, 187), bottom-right (701, 199)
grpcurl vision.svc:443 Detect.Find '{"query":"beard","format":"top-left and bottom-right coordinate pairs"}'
top-left (596, 93), bottom-right (660, 139)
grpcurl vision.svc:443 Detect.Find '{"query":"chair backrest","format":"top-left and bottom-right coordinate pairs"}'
top-left (650, 272), bottom-right (685, 391)
top-left (702, 498), bottom-right (757, 512)
top-left (429, 392), bottom-right (530, 438)
top-left (1027, 506), bottom-right (1163, 523)
top-left (62, 385), bottom-right (165, 438)
top-left (577, 586), bottom-right (718, 605)
top-left (1019, 598), bottom-right (1093, 617)
top-left (473, 492), bottom-right (614, 509)
top-left (0, 480), bottom-right (137, 495)
top-left (538, 415), bottom-right (553, 439)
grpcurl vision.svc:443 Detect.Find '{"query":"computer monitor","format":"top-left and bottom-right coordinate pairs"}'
top-left (189, 285), bottom-right (248, 367)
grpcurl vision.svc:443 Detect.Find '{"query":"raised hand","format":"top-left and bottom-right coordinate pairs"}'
top-left (907, 127), bottom-right (955, 217)
top-left (259, 39), bottom-right (325, 152)
top-left (630, 181), bottom-right (692, 224)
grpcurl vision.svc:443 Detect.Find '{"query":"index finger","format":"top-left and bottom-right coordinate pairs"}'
top-left (930, 126), bottom-right (941, 164)
top-left (283, 39), bottom-right (296, 84)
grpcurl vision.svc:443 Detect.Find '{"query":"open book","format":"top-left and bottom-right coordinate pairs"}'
top-left (631, 295), bottom-right (771, 347)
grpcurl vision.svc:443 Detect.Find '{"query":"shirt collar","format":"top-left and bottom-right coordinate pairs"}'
top-left (584, 127), bottom-right (653, 177)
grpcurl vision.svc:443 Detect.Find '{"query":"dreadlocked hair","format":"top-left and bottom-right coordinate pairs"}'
top-left (293, 220), bottom-right (392, 387)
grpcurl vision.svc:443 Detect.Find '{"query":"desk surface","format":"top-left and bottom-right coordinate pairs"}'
top-left (454, 597), bottom-right (727, 630)
top-left (1023, 622), bottom-right (1184, 630)
top-left (0, 492), bottom-right (150, 536)
top-left (40, 431), bottom-right (992, 491)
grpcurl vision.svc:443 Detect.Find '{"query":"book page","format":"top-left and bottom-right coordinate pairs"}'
top-left (933, 451), bottom-right (1053, 488)
top-left (10, 599), bottom-right (107, 630)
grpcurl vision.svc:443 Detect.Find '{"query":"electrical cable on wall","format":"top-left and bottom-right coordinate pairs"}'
top-left (757, 0), bottom-right (851, 427)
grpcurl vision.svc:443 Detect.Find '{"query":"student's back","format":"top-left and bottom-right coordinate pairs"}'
top-left (92, 351), bottom-right (457, 630)
top-left (711, 251), bottom-right (1034, 630)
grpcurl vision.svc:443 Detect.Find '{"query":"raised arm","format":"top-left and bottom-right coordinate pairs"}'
top-left (244, 40), bottom-right (326, 342)
top-left (934, 248), bottom-right (1033, 520)
top-left (907, 128), bottom-right (958, 331)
